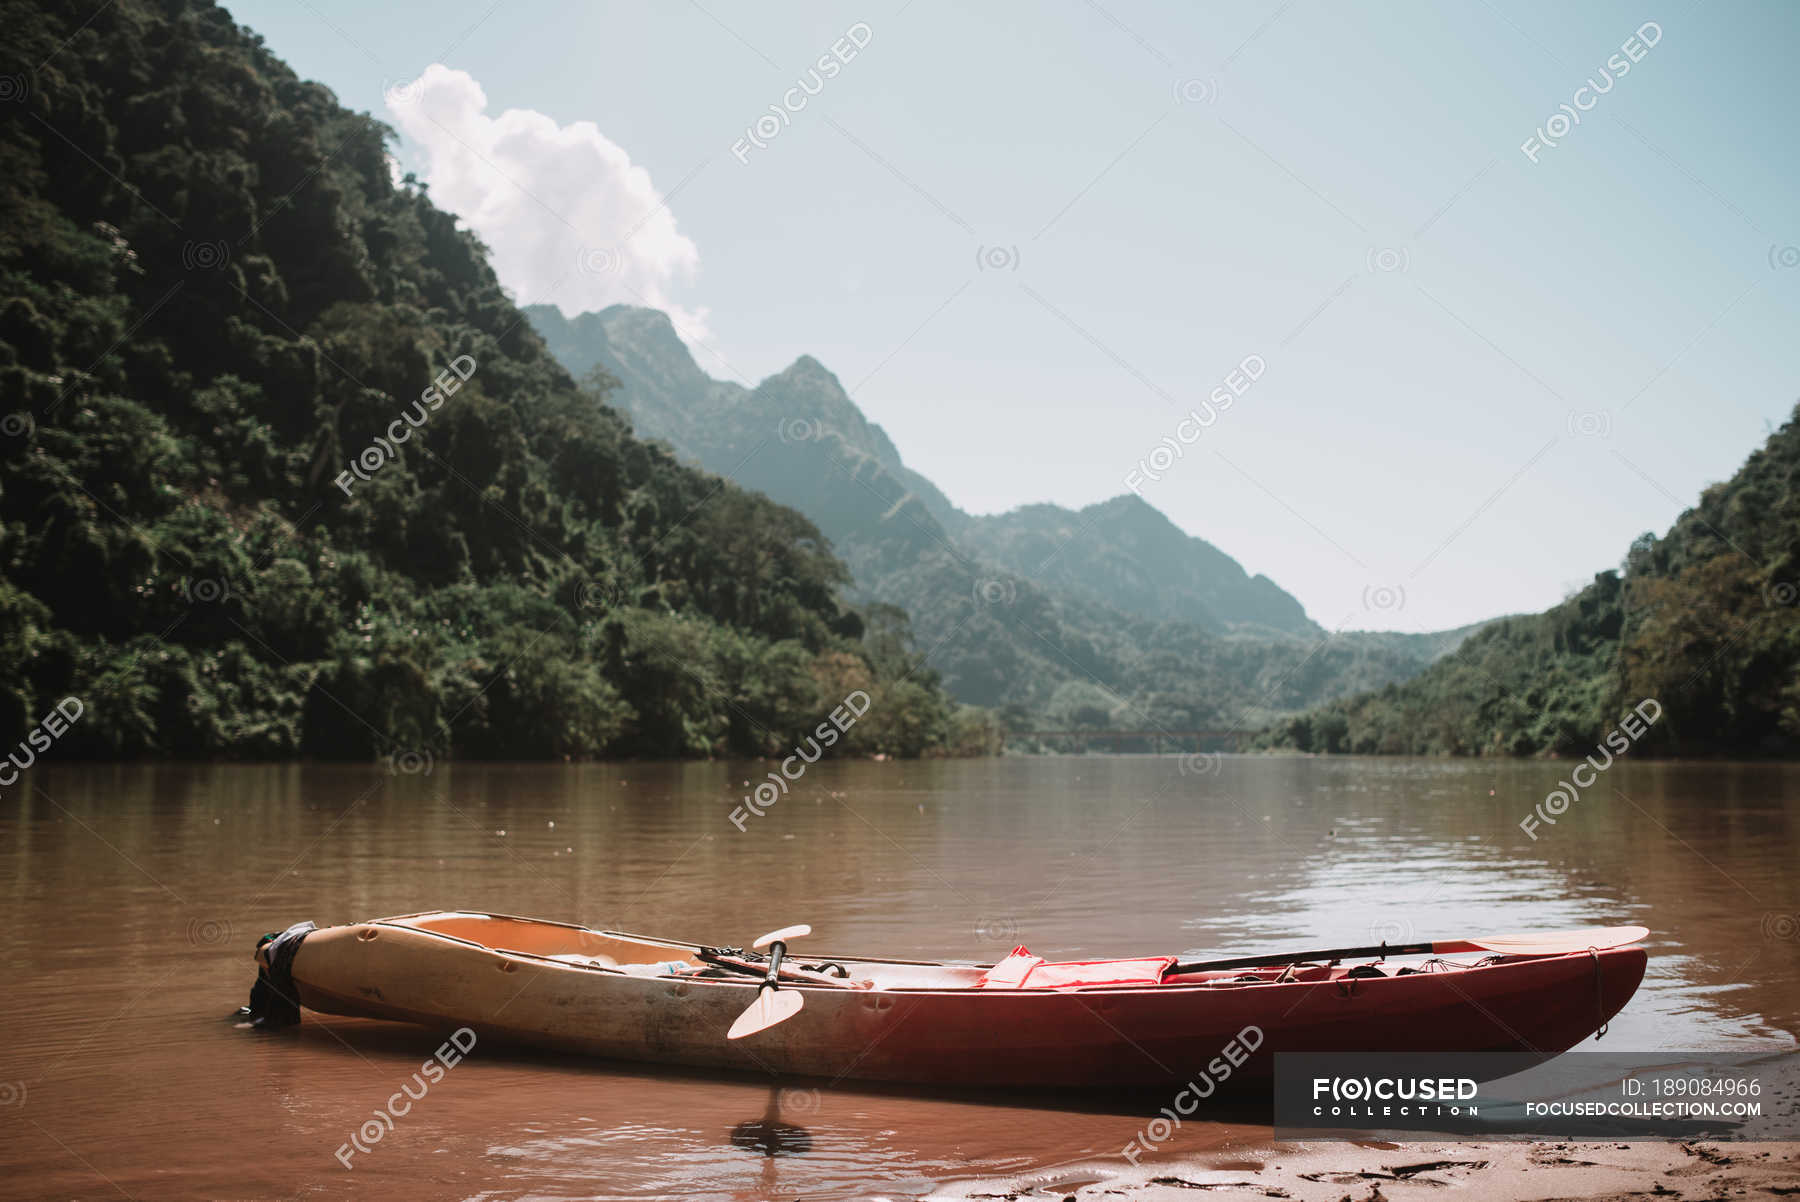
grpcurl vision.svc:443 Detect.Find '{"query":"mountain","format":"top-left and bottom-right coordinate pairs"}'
top-left (955, 495), bottom-right (1315, 634)
top-left (525, 304), bottom-right (1479, 727)
top-left (529, 304), bottom-right (1316, 635)
top-left (0, 0), bottom-right (973, 760)
top-left (1262, 408), bottom-right (1800, 756)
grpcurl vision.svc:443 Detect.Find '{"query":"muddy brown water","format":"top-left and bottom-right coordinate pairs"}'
top-left (2, 757), bottom-right (1795, 1199)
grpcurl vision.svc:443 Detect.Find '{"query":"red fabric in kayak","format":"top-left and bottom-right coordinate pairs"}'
top-left (978, 946), bottom-right (1176, 989)
top-left (980, 947), bottom-right (1044, 988)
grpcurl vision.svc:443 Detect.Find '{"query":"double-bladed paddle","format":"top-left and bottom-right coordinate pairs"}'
top-left (1166, 925), bottom-right (1648, 975)
top-left (727, 924), bottom-right (811, 1040)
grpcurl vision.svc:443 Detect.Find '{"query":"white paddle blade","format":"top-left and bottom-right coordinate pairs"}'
top-left (728, 987), bottom-right (804, 1040)
top-left (1457, 926), bottom-right (1649, 955)
top-left (751, 923), bottom-right (811, 950)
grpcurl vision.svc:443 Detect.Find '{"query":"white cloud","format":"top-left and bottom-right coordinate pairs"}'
top-left (385, 65), bottom-right (706, 335)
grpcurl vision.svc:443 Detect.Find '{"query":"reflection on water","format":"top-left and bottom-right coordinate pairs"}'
top-left (0, 757), bottom-right (1795, 1199)
top-left (728, 1086), bottom-right (813, 1201)
top-left (729, 1086), bottom-right (814, 1158)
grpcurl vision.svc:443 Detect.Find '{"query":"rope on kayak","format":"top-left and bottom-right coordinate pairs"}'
top-left (1589, 947), bottom-right (1609, 1040)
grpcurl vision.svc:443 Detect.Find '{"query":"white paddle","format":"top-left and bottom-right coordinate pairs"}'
top-left (727, 924), bottom-right (811, 1040)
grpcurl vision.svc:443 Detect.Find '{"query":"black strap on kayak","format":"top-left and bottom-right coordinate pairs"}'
top-left (1168, 938), bottom-right (1436, 975)
top-left (238, 921), bottom-right (315, 1030)
top-left (697, 946), bottom-right (760, 974)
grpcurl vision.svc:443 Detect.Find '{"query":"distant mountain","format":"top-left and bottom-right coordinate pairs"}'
top-left (525, 304), bottom-right (1483, 726)
top-left (531, 307), bottom-right (953, 571)
top-left (527, 305), bottom-right (1316, 634)
top-left (956, 495), bottom-right (1315, 635)
top-left (1262, 406), bottom-right (1800, 756)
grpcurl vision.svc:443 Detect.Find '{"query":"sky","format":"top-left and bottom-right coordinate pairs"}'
top-left (236, 0), bottom-right (1800, 634)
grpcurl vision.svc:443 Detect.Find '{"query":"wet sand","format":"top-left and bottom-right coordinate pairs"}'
top-left (936, 1140), bottom-right (1800, 1202)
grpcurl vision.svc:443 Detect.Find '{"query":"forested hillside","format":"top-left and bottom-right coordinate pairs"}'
top-left (1263, 408), bottom-right (1800, 756)
top-left (526, 304), bottom-right (1483, 729)
top-left (0, 0), bottom-right (972, 760)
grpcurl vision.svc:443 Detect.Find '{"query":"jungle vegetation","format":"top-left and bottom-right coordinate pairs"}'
top-left (1261, 407), bottom-right (1800, 757)
top-left (0, 0), bottom-right (984, 761)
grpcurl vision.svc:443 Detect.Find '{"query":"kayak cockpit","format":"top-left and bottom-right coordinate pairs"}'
top-left (373, 912), bottom-right (994, 989)
top-left (381, 911), bottom-right (708, 970)
top-left (376, 912), bottom-right (981, 988)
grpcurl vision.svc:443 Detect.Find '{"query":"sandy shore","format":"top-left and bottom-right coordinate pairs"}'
top-left (930, 1139), bottom-right (1800, 1201)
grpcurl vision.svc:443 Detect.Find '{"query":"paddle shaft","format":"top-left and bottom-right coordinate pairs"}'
top-left (1169, 939), bottom-right (1438, 975)
top-left (759, 939), bottom-right (789, 991)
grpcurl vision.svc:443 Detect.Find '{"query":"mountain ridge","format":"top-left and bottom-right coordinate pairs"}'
top-left (525, 302), bottom-right (1322, 637)
top-left (525, 303), bottom-right (1483, 725)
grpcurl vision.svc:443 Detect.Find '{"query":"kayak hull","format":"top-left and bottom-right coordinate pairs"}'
top-left (283, 912), bottom-right (1646, 1090)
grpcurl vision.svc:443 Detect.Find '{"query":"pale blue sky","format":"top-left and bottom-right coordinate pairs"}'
top-left (237, 0), bottom-right (1800, 632)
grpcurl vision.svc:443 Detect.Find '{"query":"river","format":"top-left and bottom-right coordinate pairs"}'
top-left (3, 756), bottom-right (1795, 1199)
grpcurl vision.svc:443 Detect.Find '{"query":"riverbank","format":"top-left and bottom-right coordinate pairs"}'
top-left (931, 1138), bottom-right (1799, 1201)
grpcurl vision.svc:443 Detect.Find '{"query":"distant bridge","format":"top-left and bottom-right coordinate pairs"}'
top-left (1002, 729), bottom-right (1250, 752)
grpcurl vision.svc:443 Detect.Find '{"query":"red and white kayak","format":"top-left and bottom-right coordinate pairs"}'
top-left (246, 911), bottom-right (1648, 1090)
